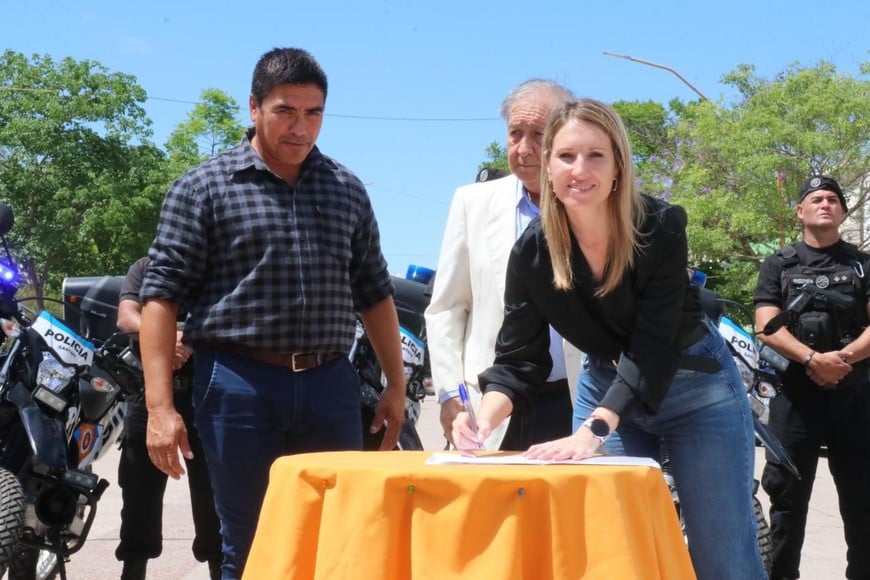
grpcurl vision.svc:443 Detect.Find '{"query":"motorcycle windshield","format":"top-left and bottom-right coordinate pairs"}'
top-left (718, 316), bottom-right (758, 367)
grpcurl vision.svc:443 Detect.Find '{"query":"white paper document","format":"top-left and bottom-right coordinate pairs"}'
top-left (425, 452), bottom-right (660, 468)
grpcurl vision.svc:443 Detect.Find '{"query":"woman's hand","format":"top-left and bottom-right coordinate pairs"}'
top-left (525, 408), bottom-right (617, 461)
top-left (524, 429), bottom-right (603, 461)
top-left (452, 412), bottom-right (491, 452)
top-left (450, 390), bottom-right (513, 452)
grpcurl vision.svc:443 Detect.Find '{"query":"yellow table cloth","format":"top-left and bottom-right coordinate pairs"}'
top-left (243, 451), bottom-right (695, 580)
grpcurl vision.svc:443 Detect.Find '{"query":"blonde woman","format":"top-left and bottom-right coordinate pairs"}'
top-left (453, 99), bottom-right (764, 579)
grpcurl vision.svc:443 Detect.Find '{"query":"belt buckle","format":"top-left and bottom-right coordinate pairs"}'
top-left (292, 352), bottom-right (317, 372)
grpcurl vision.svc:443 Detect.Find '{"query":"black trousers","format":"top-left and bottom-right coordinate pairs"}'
top-left (499, 378), bottom-right (573, 451)
top-left (762, 379), bottom-right (870, 580)
top-left (115, 385), bottom-right (222, 564)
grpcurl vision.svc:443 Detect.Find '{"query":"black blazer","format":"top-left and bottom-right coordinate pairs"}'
top-left (479, 195), bottom-right (703, 417)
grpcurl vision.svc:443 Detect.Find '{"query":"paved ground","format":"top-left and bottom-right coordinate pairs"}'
top-left (61, 397), bottom-right (848, 579)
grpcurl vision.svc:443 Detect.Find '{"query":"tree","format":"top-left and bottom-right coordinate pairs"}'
top-left (478, 141), bottom-right (509, 174)
top-left (0, 50), bottom-right (166, 293)
top-left (612, 99), bottom-right (681, 199)
top-left (668, 61), bottom-right (870, 302)
top-left (612, 100), bottom-right (671, 165)
top-left (164, 88), bottom-right (246, 178)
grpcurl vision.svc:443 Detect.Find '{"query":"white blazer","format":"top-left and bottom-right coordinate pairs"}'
top-left (425, 175), bottom-right (581, 449)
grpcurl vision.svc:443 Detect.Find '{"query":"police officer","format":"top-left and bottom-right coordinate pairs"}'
top-left (754, 175), bottom-right (870, 580)
top-left (115, 257), bottom-right (222, 580)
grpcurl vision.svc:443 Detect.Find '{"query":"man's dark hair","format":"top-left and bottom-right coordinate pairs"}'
top-left (251, 48), bottom-right (328, 105)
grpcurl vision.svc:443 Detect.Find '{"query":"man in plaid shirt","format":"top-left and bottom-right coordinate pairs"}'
top-left (138, 47), bottom-right (405, 580)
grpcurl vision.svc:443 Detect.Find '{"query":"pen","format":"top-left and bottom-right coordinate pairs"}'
top-left (457, 382), bottom-right (483, 449)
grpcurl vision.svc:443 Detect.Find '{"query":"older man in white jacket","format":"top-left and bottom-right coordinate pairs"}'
top-left (426, 80), bottom-right (580, 450)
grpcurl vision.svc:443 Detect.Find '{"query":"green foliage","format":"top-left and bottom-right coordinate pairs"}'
top-left (0, 50), bottom-right (165, 294)
top-left (611, 99), bottom-right (683, 198)
top-left (478, 141), bottom-right (509, 173)
top-left (670, 60), bottom-right (869, 300)
top-left (164, 87), bottom-right (245, 178)
top-left (612, 100), bottom-right (670, 164)
top-left (0, 55), bottom-right (247, 300)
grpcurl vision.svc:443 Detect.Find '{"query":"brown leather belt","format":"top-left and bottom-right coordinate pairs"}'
top-left (200, 341), bottom-right (345, 372)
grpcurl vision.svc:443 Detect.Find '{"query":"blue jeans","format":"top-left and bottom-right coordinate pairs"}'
top-left (192, 348), bottom-right (363, 580)
top-left (574, 320), bottom-right (765, 580)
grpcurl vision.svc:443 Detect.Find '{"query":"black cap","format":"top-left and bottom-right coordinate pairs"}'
top-left (799, 175), bottom-right (846, 210)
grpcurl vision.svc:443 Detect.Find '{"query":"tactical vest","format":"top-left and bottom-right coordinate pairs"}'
top-left (777, 242), bottom-right (868, 355)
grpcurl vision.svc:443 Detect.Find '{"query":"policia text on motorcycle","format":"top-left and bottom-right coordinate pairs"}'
top-left (754, 175), bottom-right (870, 580)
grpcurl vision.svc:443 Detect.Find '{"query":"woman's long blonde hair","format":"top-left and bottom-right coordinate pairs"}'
top-left (540, 99), bottom-right (645, 295)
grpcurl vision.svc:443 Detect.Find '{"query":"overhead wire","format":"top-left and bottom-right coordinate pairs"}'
top-left (1, 86), bottom-right (470, 264)
top-left (0, 87), bottom-right (499, 122)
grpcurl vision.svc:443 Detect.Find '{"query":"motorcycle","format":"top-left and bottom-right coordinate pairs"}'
top-left (352, 267), bottom-right (434, 451)
top-left (661, 276), bottom-right (800, 573)
top-left (351, 320), bottom-right (425, 451)
top-left (0, 204), bottom-right (139, 579)
top-left (60, 265), bottom-right (437, 454)
top-left (694, 282), bottom-right (798, 477)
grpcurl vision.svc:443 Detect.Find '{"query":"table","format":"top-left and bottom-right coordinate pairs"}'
top-left (242, 451), bottom-right (695, 580)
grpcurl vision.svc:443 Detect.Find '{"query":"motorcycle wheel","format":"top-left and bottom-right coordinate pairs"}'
top-left (754, 495), bottom-right (773, 574)
top-left (8, 546), bottom-right (60, 580)
top-left (0, 467), bottom-right (25, 576)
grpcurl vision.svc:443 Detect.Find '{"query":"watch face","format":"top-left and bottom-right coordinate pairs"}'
top-left (589, 418), bottom-right (610, 438)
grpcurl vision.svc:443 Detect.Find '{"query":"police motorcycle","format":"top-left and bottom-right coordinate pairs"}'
top-left (60, 263), bottom-right (436, 454)
top-left (662, 270), bottom-right (800, 573)
top-left (352, 266), bottom-right (435, 451)
top-left (692, 276), bottom-right (799, 477)
top-left (0, 204), bottom-right (140, 579)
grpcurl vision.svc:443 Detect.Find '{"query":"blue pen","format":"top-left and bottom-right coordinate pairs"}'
top-left (457, 382), bottom-right (483, 449)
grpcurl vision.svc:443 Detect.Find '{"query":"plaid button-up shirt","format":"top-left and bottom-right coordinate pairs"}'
top-left (140, 129), bottom-right (393, 354)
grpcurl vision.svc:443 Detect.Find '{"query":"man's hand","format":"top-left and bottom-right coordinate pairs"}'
top-left (806, 350), bottom-right (852, 387)
top-left (440, 397), bottom-right (464, 446)
top-left (146, 406), bottom-right (192, 479)
top-left (173, 330), bottom-right (192, 371)
top-left (372, 382), bottom-right (406, 450)
top-left (359, 296), bottom-right (406, 450)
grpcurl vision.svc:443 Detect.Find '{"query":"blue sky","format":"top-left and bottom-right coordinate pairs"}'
top-left (3, 0), bottom-right (868, 276)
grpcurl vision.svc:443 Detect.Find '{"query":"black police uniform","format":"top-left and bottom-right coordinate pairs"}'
top-left (754, 240), bottom-right (870, 580)
top-left (115, 257), bottom-right (222, 580)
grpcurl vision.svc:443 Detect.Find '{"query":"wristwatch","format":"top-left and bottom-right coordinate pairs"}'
top-left (582, 417), bottom-right (612, 446)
